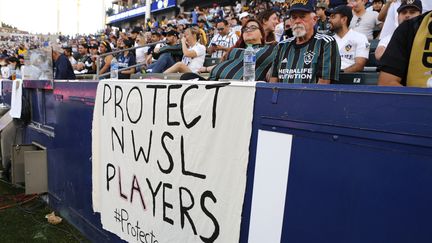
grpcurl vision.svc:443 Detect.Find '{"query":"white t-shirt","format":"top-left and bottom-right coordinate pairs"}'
top-left (350, 10), bottom-right (381, 40)
top-left (377, 34), bottom-right (391, 49)
top-left (135, 45), bottom-right (146, 64)
top-left (379, 1), bottom-right (401, 40)
top-left (209, 32), bottom-right (238, 58)
top-left (274, 22), bottom-right (285, 42)
top-left (422, 0), bottom-right (432, 13)
top-left (334, 29), bottom-right (370, 70)
top-left (182, 43), bottom-right (206, 73)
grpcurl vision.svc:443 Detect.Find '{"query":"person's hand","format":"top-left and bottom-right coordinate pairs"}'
top-left (181, 37), bottom-right (187, 45)
top-left (198, 66), bottom-right (207, 73)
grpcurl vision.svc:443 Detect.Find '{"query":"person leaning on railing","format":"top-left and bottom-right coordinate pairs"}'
top-left (97, 41), bottom-right (113, 75)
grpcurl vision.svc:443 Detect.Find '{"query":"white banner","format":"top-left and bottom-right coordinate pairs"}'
top-left (92, 80), bottom-right (256, 243)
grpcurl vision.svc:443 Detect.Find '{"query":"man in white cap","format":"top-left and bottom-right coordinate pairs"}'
top-left (52, 44), bottom-right (76, 80)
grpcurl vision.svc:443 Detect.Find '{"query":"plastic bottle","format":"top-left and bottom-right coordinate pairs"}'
top-left (15, 68), bottom-right (22, 80)
top-left (243, 44), bottom-right (256, 82)
top-left (110, 57), bottom-right (119, 79)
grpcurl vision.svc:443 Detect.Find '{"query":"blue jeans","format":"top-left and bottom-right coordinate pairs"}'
top-left (147, 53), bottom-right (176, 73)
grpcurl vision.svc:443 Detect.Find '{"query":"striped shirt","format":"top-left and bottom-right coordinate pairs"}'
top-left (209, 44), bottom-right (277, 81)
top-left (271, 33), bottom-right (340, 83)
top-left (209, 32), bottom-right (239, 59)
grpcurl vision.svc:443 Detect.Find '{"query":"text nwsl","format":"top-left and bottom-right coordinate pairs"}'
top-left (101, 83), bottom-right (229, 242)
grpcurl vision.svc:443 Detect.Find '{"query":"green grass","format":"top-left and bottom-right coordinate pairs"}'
top-left (0, 179), bottom-right (90, 242)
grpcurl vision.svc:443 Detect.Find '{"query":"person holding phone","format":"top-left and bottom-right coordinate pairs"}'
top-left (207, 19), bottom-right (238, 59)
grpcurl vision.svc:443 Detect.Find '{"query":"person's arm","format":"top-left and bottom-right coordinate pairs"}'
top-left (99, 55), bottom-right (113, 74)
top-left (318, 78), bottom-right (330, 84)
top-left (378, 0), bottom-right (395, 22)
top-left (269, 77), bottom-right (278, 83)
top-left (379, 20), bottom-right (411, 85)
top-left (317, 37), bottom-right (340, 83)
top-left (378, 71), bottom-right (402, 86)
top-left (343, 57), bottom-right (368, 73)
top-left (375, 46), bottom-right (386, 61)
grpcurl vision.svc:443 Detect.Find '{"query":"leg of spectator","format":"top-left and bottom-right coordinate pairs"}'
top-left (149, 53), bottom-right (175, 73)
top-left (164, 62), bottom-right (191, 73)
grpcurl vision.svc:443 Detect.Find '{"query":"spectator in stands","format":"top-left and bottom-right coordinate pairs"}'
top-left (52, 44), bottom-right (76, 80)
top-left (239, 12), bottom-right (250, 26)
top-left (375, 0), bottom-right (422, 61)
top-left (147, 30), bottom-right (183, 73)
top-left (197, 19), bottom-right (209, 46)
top-left (329, 5), bottom-right (369, 72)
top-left (17, 44), bottom-right (27, 56)
top-left (135, 33), bottom-right (147, 72)
top-left (371, 0), bottom-right (384, 12)
top-left (205, 19), bottom-right (277, 81)
top-left (257, 9), bottom-right (279, 44)
top-left (281, 17), bottom-right (294, 41)
top-left (378, 3), bottom-right (430, 87)
top-left (62, 46), bottom-right (77, 66)
top-left (6, 56), bottom-right (20, 79)
top-left (270, 0), bottom-right (340, 84)
top-left (116, 39), bottom-right (136, 79)
top-left (129, 26), bottom-right (142, 44)
top-left (164, 27), bottom-right (206, 74)
top-left (230, 17), bottom-right (242, 36)
top-left (98, 41), bottom-right (113, 76)
top-left (316, 2), bottom-right (332, 35)
top-left (349, 0), bottom-right (382, 40)
top-left (146, 31), bottom-right (163, 64)
top-left (208, 20), bottom-right (239, 59)
top-left (73, 43), bottom-right (94, 74)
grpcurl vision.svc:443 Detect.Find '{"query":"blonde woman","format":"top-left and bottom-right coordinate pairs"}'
top-left (163, 27), bottom-right (205, 74)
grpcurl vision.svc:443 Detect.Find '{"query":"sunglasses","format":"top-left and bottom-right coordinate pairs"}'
top-left (355, 17), bottom-right (362, 27)
top-left (217, 27), bottom-right (225, 31)
top-left (242, 26), bottom-right (259, 32)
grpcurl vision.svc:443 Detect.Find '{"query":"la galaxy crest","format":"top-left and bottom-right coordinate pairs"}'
top-left (304, 51), bottom-right (315, 65)
top-left (345, 44), bottom-right (352, 52)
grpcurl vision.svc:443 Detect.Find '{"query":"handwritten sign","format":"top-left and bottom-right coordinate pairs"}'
top-left (92, 80), bottom-right (255, 242)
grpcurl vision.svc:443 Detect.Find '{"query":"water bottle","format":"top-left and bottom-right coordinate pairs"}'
top-left (110, 57), bottom-right (119, 79)
top-left (243, 44), bottom-right (256, 81)
top-left (15, 69), bottom-right (22, 80)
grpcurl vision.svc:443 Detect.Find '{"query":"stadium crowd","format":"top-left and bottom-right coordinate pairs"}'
top-left (1, 0), bottom-right (432, 87)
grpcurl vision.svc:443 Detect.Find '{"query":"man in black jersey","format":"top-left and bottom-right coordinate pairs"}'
top-left (378, 4), bottom-right (431, 87)
top-left (270, 0), bottom-right (340, 84)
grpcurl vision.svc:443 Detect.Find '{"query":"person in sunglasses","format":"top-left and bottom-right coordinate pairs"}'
top-left (185, 19), bottom-right (276, 81)
top-left (207, 19), bottom-right (239, 59)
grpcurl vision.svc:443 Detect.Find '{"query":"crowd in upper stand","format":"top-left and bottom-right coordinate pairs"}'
top-left (1, 0), bottom-right (432, 87)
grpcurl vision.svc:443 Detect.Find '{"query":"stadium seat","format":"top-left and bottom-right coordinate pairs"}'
top-left (332, 72), bottom-right (379, 85)
top-left (204, 57), bottom-right (221, 67)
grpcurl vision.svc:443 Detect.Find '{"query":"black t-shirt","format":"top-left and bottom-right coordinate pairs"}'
top-left (55, 54), bottom-right (76, 80)
top-left (117, 52), bottom-right (136, 79)
top-left (379, 12), bottom-right (429, 86)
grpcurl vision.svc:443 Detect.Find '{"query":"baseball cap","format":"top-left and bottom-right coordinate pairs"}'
top-left (238, 12), bottom-right (249, 20)
top-left (131, 26), bottom-right (143, 34)
top-left (397, 0), bottom-right (422, 13)
top-left (166, 30), bottom-right (179, 37)
top-left (316, 2), bottom-right (328, 9)
top-left (326, 5), bottom-right (353, 23)
top-left (288, 0), bottom-right (315, 13)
